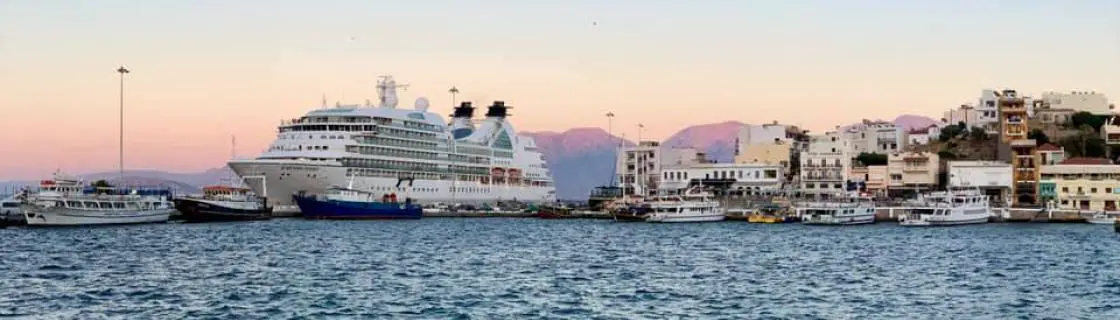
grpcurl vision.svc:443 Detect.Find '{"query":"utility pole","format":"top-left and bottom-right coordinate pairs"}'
top-left (117, 66), bottom-right (130, 183)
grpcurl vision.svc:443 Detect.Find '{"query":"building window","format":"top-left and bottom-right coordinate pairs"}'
top-left (1062, 187), bottom-right (1069, 193)
top-left (1107, 188), bottom-right (1112, 193)
top-left (1092, 188), bottom-right (1098, 193)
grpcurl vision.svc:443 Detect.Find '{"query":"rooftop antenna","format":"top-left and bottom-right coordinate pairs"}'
top-left (321, 94), bottom-right (327, 108)
top-left (377, 75), bottom-right (409, 108)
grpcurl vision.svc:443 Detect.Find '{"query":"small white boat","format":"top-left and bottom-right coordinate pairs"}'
top-left (645, 187), bottom-right (725, 223)
top-left (899, 188), bottom-right (990, 227)
top-left (799, 200), bottom-right (877, 225)
top-left (1087, 212), bottom-right (1119, 225)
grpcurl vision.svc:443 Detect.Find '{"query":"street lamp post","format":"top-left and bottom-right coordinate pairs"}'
top-left (606, 112), bottom-right (615, 187)
top-left (449, 86), bottom-right (459, 107)
top-left (117, 66), bottom-right (130, 183)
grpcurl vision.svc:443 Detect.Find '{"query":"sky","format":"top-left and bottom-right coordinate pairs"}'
top-left (1, 0), bottom-right (1118, 179)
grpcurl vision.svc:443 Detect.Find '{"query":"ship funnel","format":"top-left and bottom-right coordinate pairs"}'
top-left (485, 100), bottom-right (511, 118)
top-left (452, 102), bottom-right (475, 118)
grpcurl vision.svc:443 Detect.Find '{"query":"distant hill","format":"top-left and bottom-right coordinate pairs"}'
top-left (661, 121), bottom-right (745, 163)
top-left (893, 114), bottom-right (940, 130)
top-left (0, 168), bottom-right (233, 195)
top-left (522, 128), bottom-right (633, 200)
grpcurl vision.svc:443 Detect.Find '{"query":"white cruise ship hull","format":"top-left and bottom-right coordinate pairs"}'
top-left (229, 159), bottom-right (556, 213)
top-left (24, 208), bottom-right (173, 226)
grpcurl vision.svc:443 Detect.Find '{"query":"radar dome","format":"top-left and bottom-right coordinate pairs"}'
top-left (414, 97), bottom-right (430, 112)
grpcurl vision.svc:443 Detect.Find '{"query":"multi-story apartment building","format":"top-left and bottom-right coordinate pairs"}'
top-left (886, 152), bottom-right (940, 196)
top-left (799, 131), bottom-right (851, 198)
top-left (947, 161), bottom-right (1012, 205)
top-left (1037, 91), bottom-right (1113, 115)
top-left (996, 89), bottom-right (1040, 206)
top-left (842, 120), bottom-right (905, 155)
top-left (1040, 158), bottom-right (1120, 211)
top-left (616, 141), bottom-right (701, 197)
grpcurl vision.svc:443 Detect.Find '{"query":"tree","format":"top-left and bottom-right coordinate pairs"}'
top-left (855, 152), bottom-right (888, 166)
top-left (1058, 125), bottom-right (1108, 158)
top-left (1028, 129), bottom-right (1050, 145)
top-left (1070, 112), bottom-right (1106, 131)
top-left (939, 124), bottom-right (965, 142)
top-left (92, 180), bottom-right (113, 188)
top-left (969, 126), bottom-right (989, 141)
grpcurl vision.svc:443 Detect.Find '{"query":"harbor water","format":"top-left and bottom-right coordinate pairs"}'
top-left (2, 220), bottom-right (1119, 319)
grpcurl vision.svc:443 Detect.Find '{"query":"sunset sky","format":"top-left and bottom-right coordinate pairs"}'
top-left (1, 0), bottom-right (1118, 180)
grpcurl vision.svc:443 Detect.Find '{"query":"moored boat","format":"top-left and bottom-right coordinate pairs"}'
top-left (800, 200), bottom-right (877, 225)
top-left (899, 188), bottom-right (990, 227)
top-left (645, 187), bottom-right (725, 223)
top-left (536, 203), bottom-right (575, 219)
top-left (1086, 212), bottom-right (1119, 225)
top-left (23, 187), bottom-right (174, 226)
top-left (173, 185), bottom-right (271, 222)
top-left (612, 203), bottom-right (652, 222)
top-left (293, 178), bottom-right (421, 219)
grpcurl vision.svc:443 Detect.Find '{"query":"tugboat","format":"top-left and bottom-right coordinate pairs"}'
top-left (293, 178), bottom-right (422, 219)
top-left (173, 185), bottom-right (271, 222)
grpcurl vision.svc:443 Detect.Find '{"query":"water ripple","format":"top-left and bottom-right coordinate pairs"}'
top-left (2, 220), bottom-right (1120, 319)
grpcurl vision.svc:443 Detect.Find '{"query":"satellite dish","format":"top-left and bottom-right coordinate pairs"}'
top-left (415, 97), bottom-right (430, 112)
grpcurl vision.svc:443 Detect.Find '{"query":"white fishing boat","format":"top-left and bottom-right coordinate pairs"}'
top-left (645, 187), bottom-right (725, 223)
top-left (799, 200), bottom-right (877, 225)
top-left (899, 188), bottom-right (991, 227)
top-left (1086, 212), bottom-right (1119, 225)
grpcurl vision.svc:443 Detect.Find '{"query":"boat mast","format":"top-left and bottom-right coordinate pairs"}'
top-left (606, 112), bottom-right (615, 187)
top-left (117, 66), bottom-right (130, 184)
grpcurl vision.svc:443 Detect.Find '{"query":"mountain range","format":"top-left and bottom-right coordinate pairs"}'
top-left (1, 115), bottom-right (937, 200)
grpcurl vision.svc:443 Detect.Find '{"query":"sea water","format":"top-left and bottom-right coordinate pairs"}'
top-left (1, 220), bottom-right (1118, 319)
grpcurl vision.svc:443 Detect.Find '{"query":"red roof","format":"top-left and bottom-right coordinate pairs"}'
top-left (1037, 143), bottom-right (1062, 151)
top-left (1059, 157), bottom-right (1112, 165)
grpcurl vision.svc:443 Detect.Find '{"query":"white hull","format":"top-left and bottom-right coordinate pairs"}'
top-left (24, 208), bottom-right (172, 226)
top-left (228, 159), bottom-right (556, 211)
top-left (803, 214), bottom-right (876, 225)
top-left (1087, 217), bottom-right (1118, 225)
top-left (647, 213), bottom-right (726, 223)
top-left (899, 207), bottom-right (990, 227)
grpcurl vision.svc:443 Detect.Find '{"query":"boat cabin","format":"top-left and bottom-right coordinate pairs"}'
top-left (202, 185), bottom-right (254, 201)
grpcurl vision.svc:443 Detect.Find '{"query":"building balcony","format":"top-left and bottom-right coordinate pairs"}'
top-left (902, 166), bottom-right (928, 172)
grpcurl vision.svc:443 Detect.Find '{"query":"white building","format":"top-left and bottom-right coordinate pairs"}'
top-left (1038, 91), bottom-right (1112, 115)
top-left (616, 141), bottom-right (702, 197)
top-left (660, 163), bottom-right (782, 196)
top-left (799, 131), bottom-right (852, 198)
top-left (907, 125), bottom-right (939, 146)
top-left (737, 122), bottom-right (795, 146)
top-left (943, 104), bottom-right (983, 129)
top-left (842, 120), bottom-right (904, 155)
top-left (947, 161), bottom-right (1012, 204)
top-left (976, 89), bottom-right (1037, 132)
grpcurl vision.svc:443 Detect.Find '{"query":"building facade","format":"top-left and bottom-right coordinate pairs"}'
top-left (947, 161), bottom-right (1012, 205)
top-left (943, 105), bottom-right (983, 129)
top-left (1037, 91), bottom-right (1113, 115)
top-left (866, 165), bottom-right (889, 196)
top-left (886, 152), bottom-right (940, 195)
top-left (843, 120), bottom-right (905, 155)
top-left (1101, 116), bottom-right (1120, 147)
top-left (1041, 161), bottom-right (1120, 211)
top-left (660, 163), bottom-right (782, 196)
top-left (1038, 143), bottom-right (1066, 165)
top-left (799, 131), bottom-right (851, 198)
top-left (616, 141), bottom-right (701, 197)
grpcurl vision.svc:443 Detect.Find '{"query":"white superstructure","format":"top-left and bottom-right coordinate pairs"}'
top-left (898, 188), bottom-right (991, 226)
top-left (645, 187), bottom-right (726, 223)
top-left (799, 200), bottom-right (877, 225)
top-left (229, 76), bottom-right (555, 213)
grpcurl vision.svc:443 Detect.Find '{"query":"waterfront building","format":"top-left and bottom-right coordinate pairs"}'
top-left (737, 121), bottom-right (798, 145)
top-left (866, 165), bottom-right (889, 197)
top-left (734, 140), bottom-right (791, 173)
top-left (996, 89), bottom-right (1040, 206)
top-left (1040, 158), bottom-right (1120, 211)
top-left (799, 131), bottom-right (851, 198)
top-left (616, 141), bottom-right (701, 197)
top-left (947, 161), bottom-right (1012, 205)
top-left (886, 151), bottom-right (939, 196)
top-left (660, 163), bottom-right (782, 196)
top-left (1037, 91), bottom-right (1113, 115)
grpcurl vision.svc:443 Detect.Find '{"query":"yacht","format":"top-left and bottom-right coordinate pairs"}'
top-left (228, 76), bottom-right (556, 214)
top-left (1087, 212), bottom-right (1119, 225)
top-left (799, 200), bottom-right (877, 225)
top-left (645, 187), bottom-right (726, 223)
top-left (899, 188), bottom-right (991, 227)
top-left (21, 175), bottom-right (174, 226)
top-left (1, 194), bottom-right (23, 226)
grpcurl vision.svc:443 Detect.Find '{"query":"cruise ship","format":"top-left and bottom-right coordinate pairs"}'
top-left (228, 76), bottom-right (556, 213)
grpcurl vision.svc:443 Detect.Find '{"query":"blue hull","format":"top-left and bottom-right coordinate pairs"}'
top-left (293, 195), bottom-right (422, 220)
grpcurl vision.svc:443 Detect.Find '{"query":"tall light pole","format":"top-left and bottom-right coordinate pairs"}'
top-left (449, 86), bottom-right (459, 106)
top-left (637, 123), bottom-right (644, 196)
top-left (117, 66), bottom-right (130, 183)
